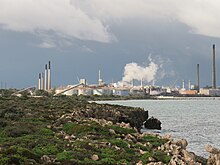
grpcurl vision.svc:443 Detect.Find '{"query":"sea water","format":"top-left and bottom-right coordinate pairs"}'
top-left (97, 97), bottom-right (220, 157)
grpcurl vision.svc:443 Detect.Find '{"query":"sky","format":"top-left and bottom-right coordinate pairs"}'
top-left (1, 0), bottom-right (220, 89)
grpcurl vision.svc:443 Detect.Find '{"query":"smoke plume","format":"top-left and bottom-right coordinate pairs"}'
top-left (122, 56), bottom-right (158, 84)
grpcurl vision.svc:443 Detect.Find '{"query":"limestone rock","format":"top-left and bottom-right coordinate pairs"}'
top-left (176, 139), bottom-right (188, 149)
top-left (207, 154), bottom-right (220, 165)
top-left (136, 160), bottom-right (143, 165)
top-left (181, 150), bottom-right (195, 162)
top-left (41, 155), bottom-right (51, 163)
top-left (139, 149), bottom-right (146, 155)
top-left (109, 128), bottom-right (116, 135)
top-left (206, 145), bottom-right (220, 154)
top-left (148, 162), bottom-right (164, 165)
top-left (163, 134), bottom-right (172, 140)
top-left (91, 154), bottom-right (99, 161)
top-left (206, 145), bottom-right (220, 165)
top-left (148, 156), bottom-right (156, 162)
top-left (169, 155), bottom-right (185, 165)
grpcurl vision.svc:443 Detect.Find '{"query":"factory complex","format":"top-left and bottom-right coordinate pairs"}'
top-left (34, 44), bottom-right (220, 97)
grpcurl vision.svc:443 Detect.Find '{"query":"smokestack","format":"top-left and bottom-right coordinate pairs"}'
top-left (98, 69), bottom-right (103, 86)
top-left (48, 61), bottom-right (51, 91)
top-left (188, 80), bottom-right (191, 90)
top-left (182, 80), bottom-right (185, 90)
top-left (38, 73), bottom-right (41, 90)
top-left (41, 72), bottom-right (44, 90)
top-left (45, 64), bottom-right (48, 91)
top-left (197, 64), bottom-right (200, 92)
top-left (212, 44), bottom-right (216, 89)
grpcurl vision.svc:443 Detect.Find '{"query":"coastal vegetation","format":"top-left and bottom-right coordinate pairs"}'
top-left (0, 90), bottom-right (210, 164)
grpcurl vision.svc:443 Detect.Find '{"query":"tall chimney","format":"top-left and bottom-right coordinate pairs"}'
top-left (197, 64), bottom-right (200, 92)
top-left (41, 72), bottom-right (44, 90)
top-left (212, 44), bottom-right (216, 89)
top-left (38, 73), bottom-right (41, 90)
top-left (188, 80), bottom-right (191, 90)
top-left (48, 61), bottom-right (51, 91)
top-left (45, 64), bottom-right (48, 91)
top-left (182, 80), bottom-right (185, 90)
top-left (98, 69), bottom-right (103, 86)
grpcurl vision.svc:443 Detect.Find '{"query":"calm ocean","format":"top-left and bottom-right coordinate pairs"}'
top-left (97, 98), bottom-right (220, 157)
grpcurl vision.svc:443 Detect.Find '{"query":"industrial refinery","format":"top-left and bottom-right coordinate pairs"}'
top-left (31, 44), bottom-right (220, 97)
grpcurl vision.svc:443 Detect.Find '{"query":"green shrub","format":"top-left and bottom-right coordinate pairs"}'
top-left (38, 128), bottom-right (54, 136)
top-left (153, 150), bottom-right (171, 164)
top-left (118, 159), bottom-right (129, 164)
top-left (140, 151), bottom-right (152, 164)
top-left (0, 146), bottom-right (40, 165)
top-left (135, 143), bottom-right (150, 151)
top-left (100, 148), bottom-right (117, 159)
top-left (109, 139), bottom-right (129, 149)
top-left (5, 123), bottom-right (36, 137)
top-left (63, 122), bottom-right (109, 137)
top-left (0, 129), bottom-right (7, 143)
top-left (81, 158), bottom-right (97, 165)
top-left (143, 135), bottom-right (168, 147)
top-left (33, 144), bottom-right (59, 156)
top-left (0, 156), bottom-right (10, 165)
top-left (17, 147), bottom-right (40, 161)
top-left (109, 125), bottom-right (136, 134)
top-left (56, 151), bottom-right (73, 162)
top-left (100, 157), bottom-right (117, 164)
top-left (0, 120), bottom-right (7, 128)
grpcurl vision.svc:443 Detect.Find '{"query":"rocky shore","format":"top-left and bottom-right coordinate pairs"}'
top-left (0, 96), bottom-right (218, 164)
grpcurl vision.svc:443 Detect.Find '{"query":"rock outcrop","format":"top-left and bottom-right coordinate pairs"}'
top-left (71, 103), bottom-right (149, 131)
top-left (206, 145), bottom-right (220, 165)
top-left (144, 116), bottom-right (162, 130)
top-left (158, 137), bottom-right (204, 165)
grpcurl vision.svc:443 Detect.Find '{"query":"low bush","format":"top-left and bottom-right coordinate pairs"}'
top-left (56, 151), bottom-right (73, 162)
top-left (142, 135), bottom-right (168, 147)
top-left (109, 125), bottom-right (136, 135)
top-left (33, 144), bottom-right (59, 156)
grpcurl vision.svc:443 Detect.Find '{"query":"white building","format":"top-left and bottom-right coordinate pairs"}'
top-left (93, 88), bottom-right (112, 96)
top-left (200, 88), bottom-right (220, 96)
top-left (113, 88), bottom-right (130, 96)
top-left (63, 89), bottom-right (78, 96)
top-left (78, 87), bottom-right (93, 96)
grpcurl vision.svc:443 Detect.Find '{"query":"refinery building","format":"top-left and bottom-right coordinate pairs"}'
top-left (36, 44), bottom-right (220, 97)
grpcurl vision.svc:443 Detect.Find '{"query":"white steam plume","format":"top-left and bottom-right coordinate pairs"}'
top-left (122, 56), bottom-right (158, 84)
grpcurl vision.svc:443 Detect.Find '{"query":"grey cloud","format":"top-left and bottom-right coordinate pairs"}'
top-left (1, 0), bottom-right (220, 46)
top-left (0, 0), bottom-right (115, 43)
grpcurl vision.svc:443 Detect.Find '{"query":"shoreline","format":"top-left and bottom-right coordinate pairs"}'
top-left (95, 98), bottom-right (220, 160)
top-left (0, 96), bottom-right (219, 164)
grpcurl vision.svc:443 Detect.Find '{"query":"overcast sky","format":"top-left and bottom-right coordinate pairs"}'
top-left (1, 0), bottom-right (220, 88)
